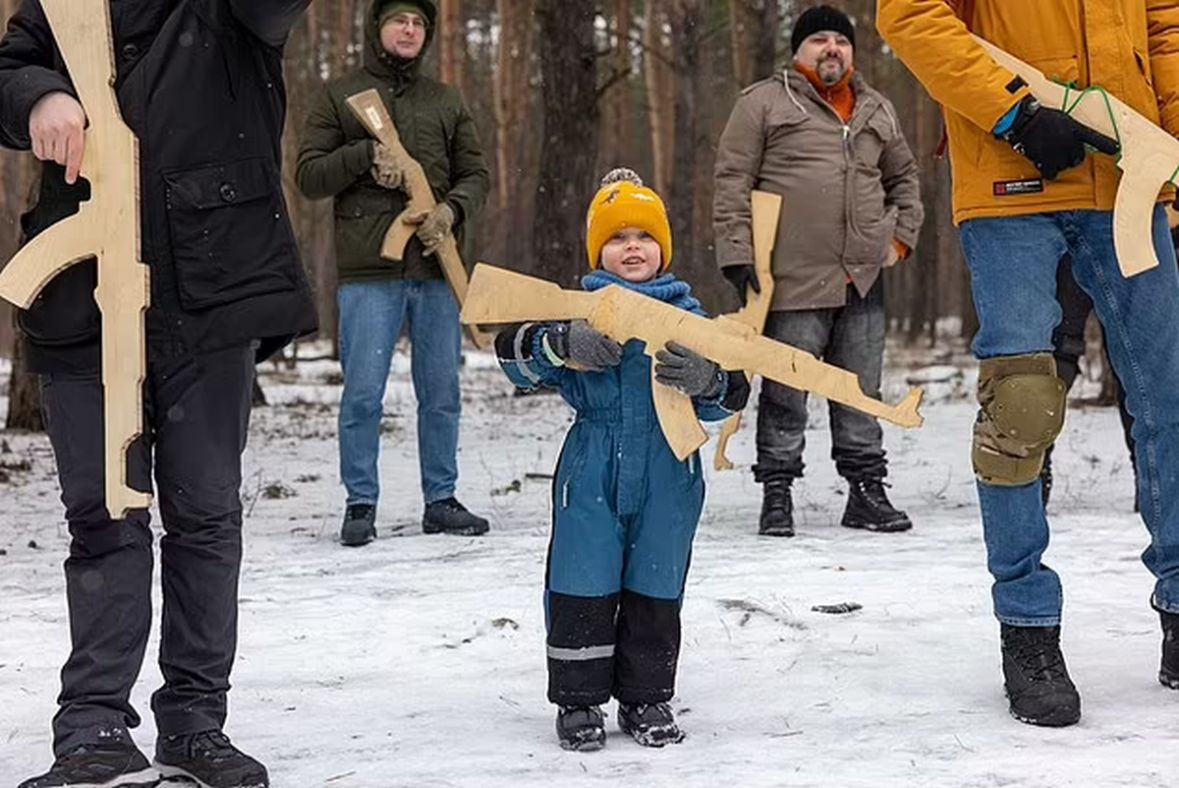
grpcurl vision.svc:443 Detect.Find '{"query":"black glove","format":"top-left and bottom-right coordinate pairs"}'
top-left (1000, 96), bottom-right (1119, 180)
top-left (654, 341), bottom-right (725, 398)
top-left (722, 264), bottom-right (761, 308)
top-left (546, 320), bottom-right (623, 371)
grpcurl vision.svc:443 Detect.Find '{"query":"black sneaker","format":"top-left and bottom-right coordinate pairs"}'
top-left (19, 738), bottom-right (158, 788)
top-left (340, 503), bottom-right (377, 547)
top-left (758, 477), bottom-right (795, 537)
top-left (555, 705), bottom-right (606, 751)
top-left (422, 497), bottom-right (489, 536)
top-left (154, 730), bottom-right (267, 788)
top-left (1158, 607), bottom-right (1179, 689)
top-left (841, 478), bottom-right (912, 533)
top-left (616, 701), bottom-right (684, 747)
top-left (1000, 624), bottom-right (1081, 727)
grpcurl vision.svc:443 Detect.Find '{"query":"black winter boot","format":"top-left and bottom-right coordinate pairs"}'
top-left (422, 497), bottom-right (490, 536)
top-left (1000, 624), bottom-right (1081, 727)
top-left (555, 705), bottom-right (606, 751)
top-left (616, 701), bottom-right (684, 747)
top-left (19, 734), bottom-right (158, 788)
top-left (1158, 608), bottom-right (1179, 689)
top-left (154, 730), bottom-right (267, 788)
top-left (340, 503), bottom-right (376, 547)
top-left (759, 477), bottom-right (795, 537)
top-left (841, 478), bottom-right (912, 532)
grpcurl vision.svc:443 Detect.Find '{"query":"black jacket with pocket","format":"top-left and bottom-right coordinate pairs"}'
top-left (0, 0), bottom-right (316, 372)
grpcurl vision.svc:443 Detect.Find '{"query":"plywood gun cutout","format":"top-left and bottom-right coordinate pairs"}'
top-left (460, 265), bottom-right (924, 462)
top-left (714, 190), bottom-right (780, 470)
top-left (973, 35), bottom-right (1179, 277)
top-left (344, 89), bottom-right (493, 348)
top-left (0, 0), bottom-right (149, 518)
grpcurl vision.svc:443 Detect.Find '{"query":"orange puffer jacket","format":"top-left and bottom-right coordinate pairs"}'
top-left (877, 0), bottom-right (1179, 223)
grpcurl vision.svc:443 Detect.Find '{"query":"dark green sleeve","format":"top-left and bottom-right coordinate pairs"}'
top-left (295, 85), bottom-right (375, 200)
top-left (442, 90), bottom-right (490, 227)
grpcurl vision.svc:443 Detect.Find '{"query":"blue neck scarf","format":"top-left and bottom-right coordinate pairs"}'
top-left (580, 270), bottom-right (702, 313)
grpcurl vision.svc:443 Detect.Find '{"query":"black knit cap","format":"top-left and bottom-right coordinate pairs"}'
top-left (790, 5), bottom-right (855, 53)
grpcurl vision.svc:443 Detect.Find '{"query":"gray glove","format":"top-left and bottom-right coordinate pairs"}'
top-left (546, 320), bottom-right (623, 371)
top-left (370, 142), bottom-right (404, 190)
top-left (654, 341), bottom-right (725, 398)
top-left (406, 203), bottom-right (455, 256)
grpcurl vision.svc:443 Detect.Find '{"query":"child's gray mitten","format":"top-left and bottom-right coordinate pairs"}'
top-left (654, 341), bottom-right (725, 398)
top-left (546, 321), bottom-right (623, 371)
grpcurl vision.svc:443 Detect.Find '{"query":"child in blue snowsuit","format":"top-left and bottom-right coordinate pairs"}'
top-left (495, 169), bottom-right (750, 750)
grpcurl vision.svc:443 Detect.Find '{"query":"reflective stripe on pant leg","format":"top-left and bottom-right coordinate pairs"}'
top-left (545, 591), bottom-right (618, 706)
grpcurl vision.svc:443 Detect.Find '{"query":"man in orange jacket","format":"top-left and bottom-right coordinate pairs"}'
top-left (878, 0), bottom-right (1179, 727)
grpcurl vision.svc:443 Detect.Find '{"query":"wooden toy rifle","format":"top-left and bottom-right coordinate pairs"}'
top-left (460, 264), bottom-right (924, 461)
top-left (714, 190), bottom-right (780, 470)
top-left (0, 0), bottom-right (150, 517)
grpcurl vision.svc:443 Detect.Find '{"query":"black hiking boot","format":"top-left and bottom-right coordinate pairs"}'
top-left (154, 730), bottom-right (267, 788)
top-left (1000, 624), bottom-right (1081, 727)
top-left (841, 478), bottom-right (912, 533)
top-left (555, 705), bottom-right (606, 751)
top-left (1158, 607), bottom-right (1179, 689)
top-left (1039, 448), bottom-right (1054, 508)
top-left (19, 733), bottom-right (158, 788)
top-left (422, 497), bottom-right (490, 536)
top-left (759, 477), bottom-right (795, 537)
top-left (340, 503), bottom-right (376, 547)
top-left (616, 701), bottom-right (685, 747)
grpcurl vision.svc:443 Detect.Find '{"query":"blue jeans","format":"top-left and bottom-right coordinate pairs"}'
top-left (337, 279), bottom-right (461, 506)
top-left (960, 207), bottom-right (1179, 625)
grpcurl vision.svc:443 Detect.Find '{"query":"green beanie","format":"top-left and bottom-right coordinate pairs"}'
top-left (379, 2), bottom-right (428, 28)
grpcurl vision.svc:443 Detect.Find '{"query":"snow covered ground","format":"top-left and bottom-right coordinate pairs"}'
top-left (0, 347), bottom-right (1173, 787)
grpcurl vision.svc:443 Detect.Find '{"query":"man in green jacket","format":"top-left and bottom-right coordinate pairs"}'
top-left (297, 0), bottom-right (490, 545)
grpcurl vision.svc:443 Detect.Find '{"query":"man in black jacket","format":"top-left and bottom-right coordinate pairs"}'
top-left (0, 2), bottom-right (314, 786)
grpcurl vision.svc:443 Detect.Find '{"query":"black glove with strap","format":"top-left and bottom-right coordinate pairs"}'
top-left (999, 96), bottom-right (1119, 180)
top-left (722, 264), bottom-right (761, 308)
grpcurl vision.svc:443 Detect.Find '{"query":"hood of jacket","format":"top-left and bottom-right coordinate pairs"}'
top-left (363, 0), bottom-right (438, 88)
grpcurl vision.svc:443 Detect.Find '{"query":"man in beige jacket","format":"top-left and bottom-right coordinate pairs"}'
top-left (713, 4), bottom-right (923, 538)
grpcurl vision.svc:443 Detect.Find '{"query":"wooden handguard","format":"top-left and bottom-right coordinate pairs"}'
top-left (973, 35), bottom-right (1179, 277)
top-left (460, 264), bottom-right (924, 462)
top-left (344, 89), bottom-right (493, 348)
top-left (0, 0), bottom-right (150, 518)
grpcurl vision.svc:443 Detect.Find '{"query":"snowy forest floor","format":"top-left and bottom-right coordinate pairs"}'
top-left (0, 344), bottom-right (1174, 787)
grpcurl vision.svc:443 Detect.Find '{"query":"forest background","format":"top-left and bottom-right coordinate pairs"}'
top-left (2, 0), bottom-right (1050, 426)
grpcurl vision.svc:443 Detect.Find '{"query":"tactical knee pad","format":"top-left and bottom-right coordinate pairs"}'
top-left (972, 353), bottom-right (1066, 486)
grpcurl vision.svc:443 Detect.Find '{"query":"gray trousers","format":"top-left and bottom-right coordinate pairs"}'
top-left (40, 344), bottom-right (254, 755)
top-left (755, 283), bottom-right (887, 482)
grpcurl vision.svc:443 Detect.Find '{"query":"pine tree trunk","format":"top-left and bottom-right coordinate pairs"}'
top-left (439, 0), bottom-right (464, 92)
top-left (5, 320), bottom-right (42, 431)
top-left (533, 0), bottom-right (599, 286)
top-left (494, 0), bottom-right (535, 266)
top-left (644, 0), bottom-right (675, 199)
top-left (668, 0), bottom-right (702, 271)
top-left (730, 0), bottom-right (777, 88)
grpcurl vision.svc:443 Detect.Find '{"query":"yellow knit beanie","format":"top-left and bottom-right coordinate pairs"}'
top-left (585, 168), bottom-right (673, 270)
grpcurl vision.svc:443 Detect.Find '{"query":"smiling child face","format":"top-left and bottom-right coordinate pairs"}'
top-left (599, 228), bottom-right (663, 282)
